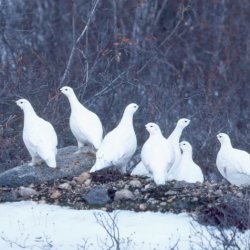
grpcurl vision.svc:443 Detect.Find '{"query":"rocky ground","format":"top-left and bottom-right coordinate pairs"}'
top-left (0, 168), bottom-right (249, 231)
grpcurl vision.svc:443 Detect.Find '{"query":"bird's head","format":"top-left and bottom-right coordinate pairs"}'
top-left (16, 99), bottom-right (32, 110)
top-left (179, 141), bottom-right (192, 153)
top-left (176, 118), bottom-right (190, 129)
top-left (125, 103), bottom-right (139, 115)
top-left (60, 86), bottom-right (74, 97)
top-left (217, 133), bottom-right (231, 145)
top-left (145, 122), bottom-right (161, 135)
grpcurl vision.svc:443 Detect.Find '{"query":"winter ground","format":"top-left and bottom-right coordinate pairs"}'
top-left (0, 201), bottom-right (248, 250)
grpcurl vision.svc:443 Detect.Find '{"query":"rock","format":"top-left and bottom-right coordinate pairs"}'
top-left (134, 189), bottom-right (140, 196)
top-left (84, 179), bottom-right (92, 186)
top-left (74, 172), bottom-right (91, 184)
top-left (147, 198), bottom-right (158, 205)
top-left (18, 186), bottom-right (38, 197)
top-left (114, 189), bottom-right (135, 201)
top-left (117, 180), bottom-right (125, 188)
top-left (0, 146), bottom-right (95, 188)
top-left (139, 203), bottom-right (147, 210)
top-left (144, 184), bottom-right (151, 190)
top-left (236, 192), bottom-right (243, 198)
top-left (165, 190), bottom-right (178, 195)
top-left (167, 198), bottom-right (174, 203)
top-left (160, 202), bottom-right (167, 206)
top-left (214, 189), bottom-right (223, 196)
top-left (82, 187), bottom-right (110, 205)
top-left (58, 182), bottom-right (71, 190)
top-left (129, 179), bottom-right (142, 188)
top-left (0, 190), bottom-right (18, 202)
top-left (70, 180), bottom-right (77, 186)
top-left (50, 190), bottom-right (61, 199)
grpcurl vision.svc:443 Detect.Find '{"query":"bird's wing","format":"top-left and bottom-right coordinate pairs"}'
top-left (177, 158), bottom-right (204, 183)
top-left (97, 127), bottom-right (136, 165)
top-left (217, 148), bottom-right (250, 178)
top-left (70, 109), bottom-right (103, 147)
top-left (131, 161), bottom-right (151, 177)
top-left (34, 118), bottom-right (57, 152)
top-left (142, 136), bottom-right (172, 172)
top-left (233, 149), bottom-right (250, 175)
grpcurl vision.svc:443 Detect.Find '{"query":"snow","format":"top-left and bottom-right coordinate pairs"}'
top-left (0, 201), bottom-right (248, 249)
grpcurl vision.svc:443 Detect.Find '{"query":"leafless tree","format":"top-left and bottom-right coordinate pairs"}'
top-left (0, 0), bottom-right (250, 180)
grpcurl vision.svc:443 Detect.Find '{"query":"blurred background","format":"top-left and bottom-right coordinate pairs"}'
top-left (1, 0), bottom-right (250, 179)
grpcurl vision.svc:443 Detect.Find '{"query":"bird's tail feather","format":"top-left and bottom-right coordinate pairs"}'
top-left (46, 156), bottom-right (57, 168)
top-left (89, 158), bottom-right (106, 173)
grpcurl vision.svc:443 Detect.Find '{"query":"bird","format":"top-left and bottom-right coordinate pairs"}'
top-left (130, 160), bottom-right (152, 177)
top-left (131, 118), bottom-right (190, 180)
top-left (166, 118), bottom-right (191, 180)
top-left (89, 103), bottom-right (138, 173)
top-left (141, 123), bottom-right (173, 185)
top-left (174, 141), bottom-right (204, 183)
top-left (60, 86), bottom-right (103, 153)
top-left (16, 99), bottom-right (58, 168)
top-left (216, 133), bottom-right (250, 187)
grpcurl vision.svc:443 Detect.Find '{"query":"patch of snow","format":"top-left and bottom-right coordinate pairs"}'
top-left (0, 201), bottom-right (248, 249)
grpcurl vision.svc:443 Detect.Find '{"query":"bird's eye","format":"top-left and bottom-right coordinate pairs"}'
top-left (184, 120), bottom-right (187, 123)
top-left (20, 101), bottom-right (23, 104)
top-left (65, 89), bottom-right (68, 91)
top-left (183, 143), bottom-right (186, 145)
top-left (150, 125), bottom-right (153, 128)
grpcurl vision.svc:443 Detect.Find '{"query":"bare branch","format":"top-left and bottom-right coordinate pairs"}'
top-left (59, 0), bottom-right (100, 86)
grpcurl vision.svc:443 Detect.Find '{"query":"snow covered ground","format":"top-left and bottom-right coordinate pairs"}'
top-left (0, 201), bottom-right (248, 250)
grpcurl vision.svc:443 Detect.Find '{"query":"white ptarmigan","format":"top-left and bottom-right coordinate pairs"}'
top-left (131, 118), bottom-right (190, 179)
top-left (60, 86), bottom-right (103, 153)
top-left (174, 141), bottom-right (204, 183)
top-left (89, 103), bottom-right (139, 173)
top-left (216, 133), bottom-right (250, 187)
top-left (16, 99), bottom-right (58, 168)
top-left (141, 123), bottom-right (173, 185)
top-left (166, 118), bottom-right (191, 180)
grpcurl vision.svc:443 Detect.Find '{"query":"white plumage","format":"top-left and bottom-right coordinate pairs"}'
top-left (141, 123), bottom-right (173, 185)
top-left (216, 133), bottom-right (250, 187)
top-left (167, 118), bottom-right (191, 180)
top-left (174, 141), bottom-right (204, 183)
top-left (90, 103), bottom-right (138, 173)
top-left (16, 99), bottom-right (58, 168)
top-left (131, 118), bottom-right (190, 180)
top-left (131, 161), bottom-right (152, 177)
top-left (60, 86), bottom-right (103, 153)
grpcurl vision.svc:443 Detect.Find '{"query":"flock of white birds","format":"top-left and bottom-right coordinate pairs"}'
top-left (15, 86), bottom-right (250, 187)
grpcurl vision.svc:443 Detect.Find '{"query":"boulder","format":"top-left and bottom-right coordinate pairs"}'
top-left (0, 146), bottom-right (95, 188)
top-left (114, 189), bottom-right (135, 201)
top-left (18, 186), bottom-right (38, 198)
top-left (82, 187), bottom-right (110, 205)
top-left (0, 189), bottom-right (18, 202)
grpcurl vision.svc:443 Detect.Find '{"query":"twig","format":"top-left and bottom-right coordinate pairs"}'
top-left (159, 4), bottom-right (186, 47)
top-left (59, 0), bottom-right (100, 87)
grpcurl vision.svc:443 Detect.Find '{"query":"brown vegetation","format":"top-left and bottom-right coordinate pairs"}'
top-left (1, 0), bottom-right (250, 179)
